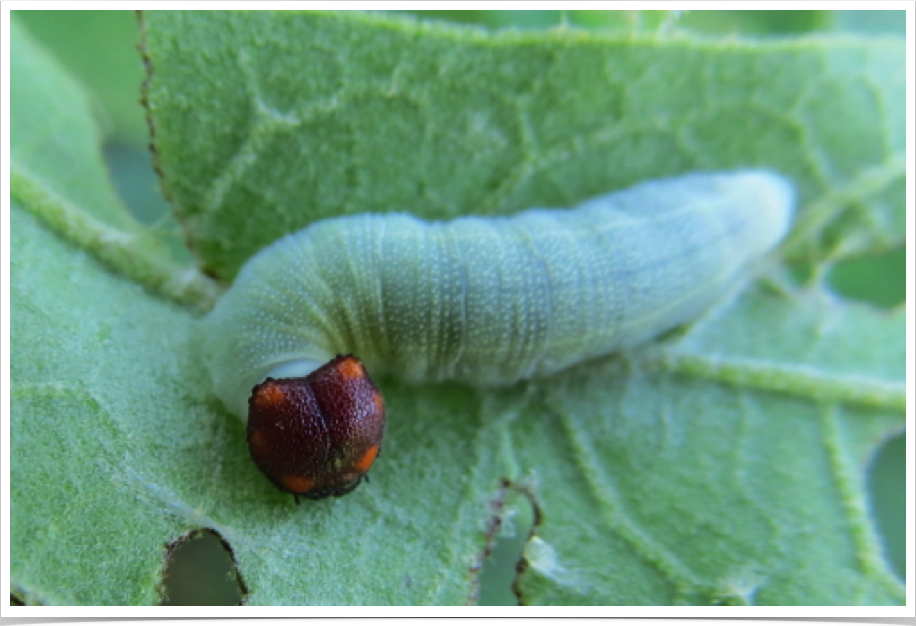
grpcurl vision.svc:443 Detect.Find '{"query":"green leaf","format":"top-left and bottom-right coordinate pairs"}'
top-left (11, 10), bottom-right (904, 606)
top-left (140, 11), bottom-right (904, 281)
top-left (11, 19), bottom-right (138, 231)
top-left (14, 10), bottom-right (150, 145)
top-left (10, 18), bottom-right (218, 311)
top-left (399, 9), bottom-right (835, 36)
top-left (11, 207), bottom-right (206, 605)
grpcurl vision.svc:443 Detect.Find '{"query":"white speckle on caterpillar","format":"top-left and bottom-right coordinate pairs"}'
top-left (204, 170), bottom-right (794, 418)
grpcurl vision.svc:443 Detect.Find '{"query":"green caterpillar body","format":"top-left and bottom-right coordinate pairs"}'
top-left (204, 170), bottom-right (794, 418)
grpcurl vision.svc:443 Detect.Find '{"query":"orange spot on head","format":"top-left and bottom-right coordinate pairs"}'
top-left (352, 445), bottom-right (379, 474)
top-left (372, 390), bottom-right (385, 414)
top-left (281, 474), bottom-right (316, 495)
top-left (253, 381), bottom-right (286, 410)
top-left (249, 429), bottom-right (267, 451)
top-left (335, 356), bottom-right (366, 381)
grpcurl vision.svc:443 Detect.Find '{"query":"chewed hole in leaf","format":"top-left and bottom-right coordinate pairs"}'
top-left (866, 432), bottom-right (906, 581)
top-left (828, 246), bottom-right (905, 309)
top-left (160, 529), bottom-right (245, 606)
top-left (475, 481), bottom-right (538, 606)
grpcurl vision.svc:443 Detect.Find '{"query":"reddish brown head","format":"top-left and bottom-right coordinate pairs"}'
top-left (247, 355), bottom-right (386, 500)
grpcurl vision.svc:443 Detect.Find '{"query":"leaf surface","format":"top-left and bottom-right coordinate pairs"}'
top-left (11, 11), bottom-right (905, 606)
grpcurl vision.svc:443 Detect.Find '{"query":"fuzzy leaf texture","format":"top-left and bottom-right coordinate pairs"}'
top-left (10, 11), bottom-right (905, 605)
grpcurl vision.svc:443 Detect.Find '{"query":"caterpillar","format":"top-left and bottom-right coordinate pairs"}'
top-left (202, 169), bottom-right (795, 498)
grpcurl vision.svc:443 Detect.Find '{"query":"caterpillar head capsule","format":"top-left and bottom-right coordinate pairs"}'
top-left (246, 355), bottom-right (386, 500)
